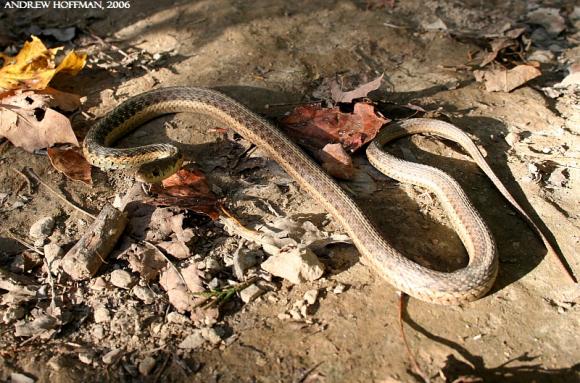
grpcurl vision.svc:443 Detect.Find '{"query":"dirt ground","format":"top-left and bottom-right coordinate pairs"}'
top-left (0, 1), bottom-right (579, 382)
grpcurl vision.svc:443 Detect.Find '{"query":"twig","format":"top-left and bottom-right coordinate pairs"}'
top-left (295, 362), bottom-right (323, 383)
top-left (398, 293), bottom-right (430, 383)
top-left (25, 168), bottom-right (96, 220)
top-left (4, 230), bottom-right (44, 256)
top-left (10, 167), bottom-right (33, 194)
top-left (192, 276), bottom-right (259, 309)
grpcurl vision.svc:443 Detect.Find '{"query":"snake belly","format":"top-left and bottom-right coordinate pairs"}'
top-left (84, 86), bottom-right (507, 305)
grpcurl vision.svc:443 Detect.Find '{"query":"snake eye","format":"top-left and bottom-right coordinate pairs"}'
top-left (152, 169), bottom-right (160, 177)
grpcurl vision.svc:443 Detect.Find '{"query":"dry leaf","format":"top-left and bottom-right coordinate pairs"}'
top-left (0, 91), bottom-right (78, 152)
top-left (0, 35), bottom-right (86, 92)
top-left (281, 102), bottom-right (389, 152)
top-left (474, 64), bottom-right (541, 92)
top-left (159, 263), bottom-right (204, 313)
top-left (124, 243), bottom-right (167, 281)
top-left (147, 168), bottom-right (220, 219)
top-left (47, 147), bottom-right (92, 185)
top-left (480, 38), bottom-right (517, 68)
top-left (330, 74), bottom-right (383, 103)
top-left (39, 87), bottom-right (83, 111)
top-left (319, 143), bottom-right (354, 179)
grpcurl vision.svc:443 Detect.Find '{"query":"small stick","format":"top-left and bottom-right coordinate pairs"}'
top-left (25, 168), bottom-right (96, 220)
top-left (398, 293), bottom-right (430, 383)
top-left (10, 167), bottom-right (33, 194)
top-left (4, 231), bottom-right (44, 256)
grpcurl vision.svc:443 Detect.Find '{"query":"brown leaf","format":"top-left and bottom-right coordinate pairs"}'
top-left (318, 143), bottom-right (354, 180)
top-left (147, 168), bottom-right (220, 220)
top-left (480, 38), bottom-right (517, 68)
top-left (474, 64), bottom-right (541, 92)
top-left (281, 102), bottom-right (389, 153)
top-left (39, 87), bottom-right (83, 112)
top-left (47, 147), bottom-right (92, 185)
top-left (159, 263), bottom-right (204, 313)
top-left (0, 91), bottom-right (78, 152)
top-left (330, 74), bottom-right (383, 103)
top-left (125, 243), bottom-right (167, 281)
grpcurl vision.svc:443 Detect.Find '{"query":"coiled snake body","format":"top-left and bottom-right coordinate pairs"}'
top-left (83, 86), bottom-right (550, 305)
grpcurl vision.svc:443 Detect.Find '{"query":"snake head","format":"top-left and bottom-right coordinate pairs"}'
top-left (135, 155), bottom-right (185, 184)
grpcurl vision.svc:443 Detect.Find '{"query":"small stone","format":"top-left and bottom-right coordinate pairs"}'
top-left (277, 312), bottom-right (291, 320)
top-left (102, 348), bottom-right (123, 365)
top-left (205, 257), bottom-right (222, 273)
top-left (240, 284), bottom-right (264, 303)
top-left (504, 132), bottom-right (520, 146)
top-left (542, 147), bottom-right (552, 154)
top-left (303, 289), bottom-right (319, 305)
top-left (333, 283), bottom-right (347, 294)
top-left (43, 243), bottom-right (64, 261)
top-left (261, 246), bottom-right (325, 284)
top-left (90, 277), bottom-right (109, 291)
top-left (139, 356), bottom-right (157, 376)
top-left (110, 269), bottom-right (134, 289)
top-left (10, 373), bottom-right (35, 383)
top-left (2, 305), bottom-right (25, 323)
top-left (178, 330), bottom-right (205, 349)
top-left (201, 327), bottom-right (222, 345)
top-left (29, 217), bottom-right (55, 239)
top-left (233, 251), bottom-right (259, 279)
top-left (92, 325), bottom-right (105, 340)
top-left (289, 308), bottom-right (302, 320)
top-left (132, 285), bottom-right (155, 304)
top-left (208, 277), bottom-right (221, 289)
top-left (166, 312), bottom-right (189, 324)
top-left (94, 306), bottom-right (111, 323)
top-left (78, 352), bottom-right (94, 365)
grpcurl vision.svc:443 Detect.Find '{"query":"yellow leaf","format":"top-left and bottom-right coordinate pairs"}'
top-left (0, 35), bottom-right (86, 92)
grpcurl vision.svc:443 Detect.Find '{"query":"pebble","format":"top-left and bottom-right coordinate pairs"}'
top-left (139, 356), bottom-right (157, 376)
top-left (201, 327), bottom-right (222, 345)
top-left (205, 257), bottom-right (222, 273)
top-left (166, 312), bottom-right (189, 324)
top-left (132, 285), bottom-right (155, 304)
top-left (333, 283), bottom-right (347, 294)
top-left (504, 132), bottom-right (521, 146)
top-left (10, 373), bottom-right (35, 383)
top-left (178, 330), bottom-right (205, 349)
top-left (260, 246), bottom-right (325, 284)
top-left (233, 250), bottom-right (259, 279)
top-left (240, 284), bottom-right (264, 303)
top-left (110, 269), bottom-right (134, 289)
top-left (2, 306), bottom-right (25, 323)
top-left (94, 306), bottom-right (111, 323)
top-left (303, 289), bottom-right (319, 305)
top-left (29, 217), bottom-right (55, 239)
top-left (102, 348), bottom-right (123, 365)
top-left (92, 324), bottom-right (105, 340)
top-left (78, 352), bottom-right (94, 365)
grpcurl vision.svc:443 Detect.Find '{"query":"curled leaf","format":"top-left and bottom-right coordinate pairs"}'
top-left (47, 147), bottom-right (92, 185)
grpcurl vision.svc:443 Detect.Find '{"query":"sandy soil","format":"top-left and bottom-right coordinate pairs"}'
top-left (0, 1), bottom-right (579, 382)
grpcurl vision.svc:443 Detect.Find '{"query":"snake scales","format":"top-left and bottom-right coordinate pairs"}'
top-left (83, 86), bottom-right (552, 305)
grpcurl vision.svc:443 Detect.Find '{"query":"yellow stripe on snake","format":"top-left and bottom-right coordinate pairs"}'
top-left (83, 86), bottom-right (554, 305)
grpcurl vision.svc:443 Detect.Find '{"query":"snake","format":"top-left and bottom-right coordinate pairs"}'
top-left (83, 86), bottom-right (554, 305)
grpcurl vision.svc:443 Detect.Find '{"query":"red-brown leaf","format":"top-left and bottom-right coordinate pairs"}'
top-left (47, 147), bottom-right (92, 185)
top-left (147, 168), bottom-right (220, 220)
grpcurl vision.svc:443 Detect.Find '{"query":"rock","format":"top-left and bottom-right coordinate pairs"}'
top-left (29, 217), bottom-right (55, 239)
top-left (94, 305), bottom-right (111, 323)
top-left (2, 306), bottom-right (25, 323)
top-left (303, 289), bottom-right (319, 305)
top-left (201, 327), bottom-right (222, 345)
top-left (205, 257), bottom-right (222, 273)
top-left (261, 246), bottom-right (325, 284)
top-left (92, 324), bottom-right (105, 340)
top-left (527, 50), bottom-right (554, 63)
top-left (240, 284), bottom-right (264, 303)
top-left (43, 243), bottom-right (64, 261)
top-left (10, 373), bottom-right (35, 383)
top-left (527, 8), bottom-right (566, 36)
top-left (504, 132), bottom-right (521, 146)
top-left (102, 348), bottom-right (123, 364)
top-left (166, 311), bottom-right (189, 324)
top-left (78, 352), bottom-right (94, 365)
top-left (233, 250), bottom-right (259, 279)
top-left (178, 330), bottom-right (205, 349)
top-left (139, 356), bottom-right (157, 376)
top-left (333, 283), bottom-right (347, 294)
top-left (110, 269), bottom-right (134, 289)
top-left (132, 285), bottom-right (155, 304)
